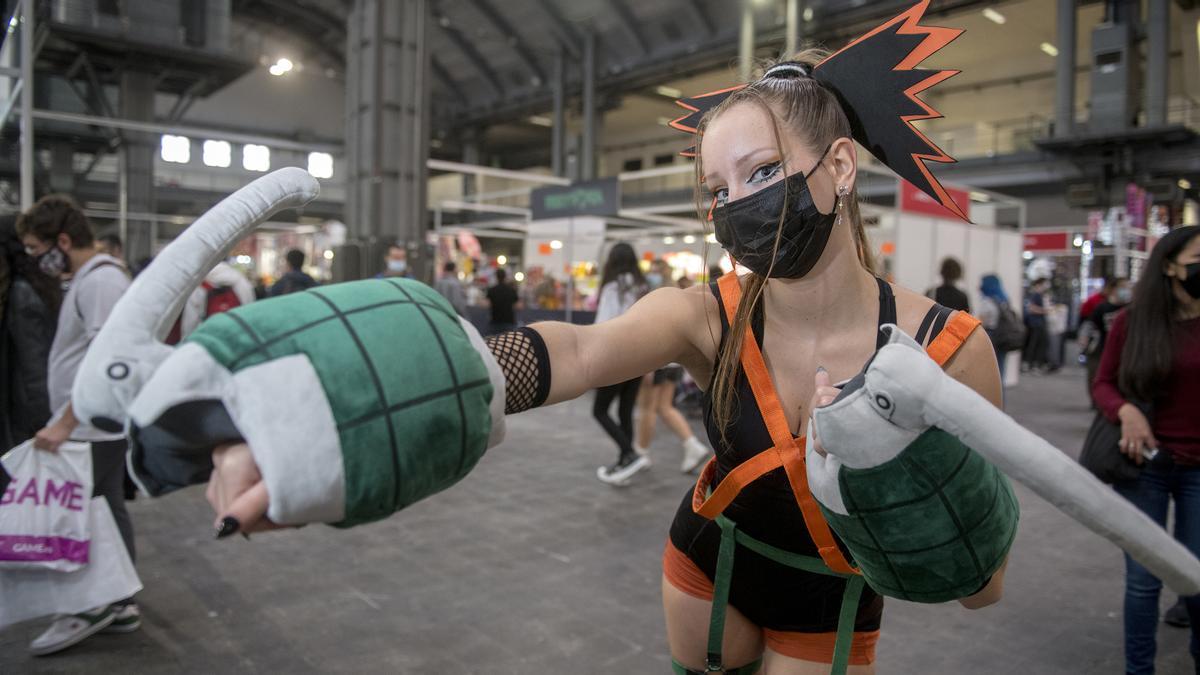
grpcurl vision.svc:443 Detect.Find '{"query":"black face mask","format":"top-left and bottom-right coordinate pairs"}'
top-left (711, 154), bottom-right (838, 279)
top-left (1181, 262), bottom-right (1200, 299)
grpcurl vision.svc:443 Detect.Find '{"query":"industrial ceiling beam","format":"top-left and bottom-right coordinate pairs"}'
top-left (604, 0), bottom-right (648, 54)
top-left (435, 15), bottom-right (506, 100)
top-left (463, 0), bottom-right (547, 85)
top-left (529, 0), bottom-right (582, 60)
top-left (684, 0), bottom-right (714, 37)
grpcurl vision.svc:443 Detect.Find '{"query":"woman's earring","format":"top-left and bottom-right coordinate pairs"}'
top-left (835, 185), bottom-right (848, 225)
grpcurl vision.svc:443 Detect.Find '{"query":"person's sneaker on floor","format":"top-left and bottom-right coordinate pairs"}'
top-left (102, 603), bottom-right (142, 634)
top-left (29, 605), bottom-right (118, 656)
top-left (680, 436), bottom-right (710, 474)
top-left (597, 453), bottom-right (650, 486)
top-left (1165, 599), bottom-right (1191, 628)
top-left (633, 443), bottom-right (652, 467)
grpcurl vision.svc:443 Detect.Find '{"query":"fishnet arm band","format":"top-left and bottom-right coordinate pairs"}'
top-left (484, 327), bottom-right (552, 414)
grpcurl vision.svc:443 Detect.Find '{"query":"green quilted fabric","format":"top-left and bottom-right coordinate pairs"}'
top-left (820, 428), bottom-right (1019, 603)
top-left (186, 277), bottom-right (495, 527)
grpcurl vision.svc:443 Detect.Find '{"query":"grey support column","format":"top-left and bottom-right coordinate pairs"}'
top-left (1054, 0), bottom-right (1077, 138)
top-left (19, 0), bottom-right (33, 209)
top-left (581, 30), bottom-right (596, 182)
top-left (345, 0), bottom-right (432, 280)
top-left (552, 47), bottom-right (566, 178)
top-left (739, 0), bottom-right (755, 82)
top-left (785, 0), bottom-right (799, 57)
top-left (119, 70), bottom-right (157, 263)
top-left (1145, 0), bottom-right (1168, 127)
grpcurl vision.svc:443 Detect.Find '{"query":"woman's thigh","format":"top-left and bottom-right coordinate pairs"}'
top-left (662, 575), bottom-right (764, 670)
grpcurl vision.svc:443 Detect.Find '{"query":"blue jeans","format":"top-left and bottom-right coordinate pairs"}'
top-left (1114, 463), bottom-right (1200, 674)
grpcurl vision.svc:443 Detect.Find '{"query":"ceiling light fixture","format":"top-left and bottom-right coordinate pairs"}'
top-left (802, 7), bottom-right (814, 22)
top-left (1179, 178), bottom-right (1193, 190)
top-left (1040, 42), bottom-right (1059, 57)
top-left (528, 115), bottom-right (553, 127)
top-left (982, 8), bottom-right (1006, 24)
top-left (655, 85), bottom-right (682, 99)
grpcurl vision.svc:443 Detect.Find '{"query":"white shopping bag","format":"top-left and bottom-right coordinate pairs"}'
top-left (0, 440), bottom-right (93, 571)
top-left (0, 497), bottom-right (142, 630)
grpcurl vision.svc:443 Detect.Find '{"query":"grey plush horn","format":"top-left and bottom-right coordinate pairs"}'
top-left (72, 167), bottom-right (320, 432)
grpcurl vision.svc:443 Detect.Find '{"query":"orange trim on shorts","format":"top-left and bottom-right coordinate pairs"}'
top-left (664, 540), bottom-right (715, 601)
top-left (763, 627), bottom-right (879, 665)
top-left (663, 541), bottom-right (879, 665)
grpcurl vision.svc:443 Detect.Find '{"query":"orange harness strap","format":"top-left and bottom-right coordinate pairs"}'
top-left (925, 312), bottom-right (981, 366)
top-left (691, 273), bottom-right (983, 576)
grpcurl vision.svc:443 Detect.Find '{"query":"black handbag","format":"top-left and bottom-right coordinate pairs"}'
top-left (1079, 403), bottom-right (1153, 484)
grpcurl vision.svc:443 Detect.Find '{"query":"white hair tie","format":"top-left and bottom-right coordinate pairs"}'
top-left (763, 63), bottom-right (810, 80)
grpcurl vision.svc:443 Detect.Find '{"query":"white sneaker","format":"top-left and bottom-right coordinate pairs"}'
top-left (29, 605), bottom-right (118, 656)
top-left (596, 454), bottom-right (650, 486)
top-left (102, 603), bottom-right (142, 634)
top-left (681, 437), bottom-right (710, 474)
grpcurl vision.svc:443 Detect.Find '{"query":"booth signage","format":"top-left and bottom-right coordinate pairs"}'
top-left (1023, 231), bottom-right (1069, 252)
top-left (898, 181), bottom-right (970, 221)
top-left (531, 178), bottom-right (620, 219)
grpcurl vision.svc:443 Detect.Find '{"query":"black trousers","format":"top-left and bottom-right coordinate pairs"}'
top-left (92, 439), bottom-right (136, 563)
top-left (593, 377), bottom-right (642, 463)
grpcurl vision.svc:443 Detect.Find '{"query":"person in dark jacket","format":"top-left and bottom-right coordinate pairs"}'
top-left (929, 257), bottom-right (970, 312)
top-left (0, 216), bottom-right (59, 449)
top-left (271, 249), bottom-right (317, 296)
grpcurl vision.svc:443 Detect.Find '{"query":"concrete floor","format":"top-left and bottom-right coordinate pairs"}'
top-left (2, 362), bottom-right (1195, 673)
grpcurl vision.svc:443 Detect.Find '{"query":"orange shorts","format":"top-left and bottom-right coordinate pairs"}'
top-left (663, 541), bottom-right (879, 665)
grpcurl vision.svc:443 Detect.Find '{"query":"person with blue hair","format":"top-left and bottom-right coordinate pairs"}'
top-left (977, 274), bottom-right (1018, 383)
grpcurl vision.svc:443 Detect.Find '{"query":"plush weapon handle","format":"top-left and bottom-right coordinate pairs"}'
top-left (72, 167), bottom-right (320, 433)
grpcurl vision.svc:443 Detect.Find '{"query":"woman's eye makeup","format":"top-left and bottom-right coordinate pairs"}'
top-left (748, 162), bottom-right (782, 185)
top-left (712, 162), bottom-right (781, 207)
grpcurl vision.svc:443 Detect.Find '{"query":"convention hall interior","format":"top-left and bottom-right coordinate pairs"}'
top-left (2, 0), bottom-right (1200, 673)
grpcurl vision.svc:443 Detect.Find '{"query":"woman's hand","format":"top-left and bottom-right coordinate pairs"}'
top-left (205, 442), bottom-right (283, 537)
top-left (1118, 403), bottom-right (1156, 465)
top-left (808, 368), bottom-right (841, 458)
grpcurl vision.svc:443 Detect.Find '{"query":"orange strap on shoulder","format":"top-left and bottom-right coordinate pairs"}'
top-left (926, 312), bottom-right (981, 366)
top-left (692, 273), bottom-right (858, 575)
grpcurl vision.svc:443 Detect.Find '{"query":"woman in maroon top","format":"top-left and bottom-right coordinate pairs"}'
top-left (1093, 225), bottom-right (1200, 674)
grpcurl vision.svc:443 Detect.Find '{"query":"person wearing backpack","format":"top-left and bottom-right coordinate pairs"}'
top-left (16, 195), bottom-right (140, 654)
top-left (178, 261), bottom-right (256, 339)
top-left (977, 274), bottom-right (1024, 385)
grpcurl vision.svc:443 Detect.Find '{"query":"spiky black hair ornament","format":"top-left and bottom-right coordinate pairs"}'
top-left (669, 0), bottom-right (967, 221)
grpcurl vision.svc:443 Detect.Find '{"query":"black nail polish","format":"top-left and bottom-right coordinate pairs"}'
top-left (215, 516), bottom-right (240, 539)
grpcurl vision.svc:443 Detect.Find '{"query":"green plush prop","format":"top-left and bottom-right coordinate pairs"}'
top-left (185, 278), bottom-right (494, 527)
top-left (819, 428), bottom-right (1018, 602)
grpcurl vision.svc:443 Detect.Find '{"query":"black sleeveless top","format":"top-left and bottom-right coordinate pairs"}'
top-left (665, 278), bottom-right (957, 633)
top-left (697, 277), bottom-right (897, 551)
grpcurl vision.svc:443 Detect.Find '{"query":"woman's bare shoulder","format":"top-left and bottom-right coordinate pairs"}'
top-left (887, 282), bottom-right (939, 338)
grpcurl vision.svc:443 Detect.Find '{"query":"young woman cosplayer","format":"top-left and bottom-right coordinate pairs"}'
top-left (63, 3), bottom-right (1200, 674)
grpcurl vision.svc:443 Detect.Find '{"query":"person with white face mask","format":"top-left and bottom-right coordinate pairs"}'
top-left (383, 243), bottom-right (410, 278)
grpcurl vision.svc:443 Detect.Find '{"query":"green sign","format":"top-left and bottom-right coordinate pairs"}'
top-left (531, 177), bottom-right (620, 219)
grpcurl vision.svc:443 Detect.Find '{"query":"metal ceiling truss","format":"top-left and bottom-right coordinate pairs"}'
top-left (435, 14), bottom-right (506, 100)
top-left (463, 0), bottom-right (546, 85)
top-left (603, 0), bottom-right (649, 55)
